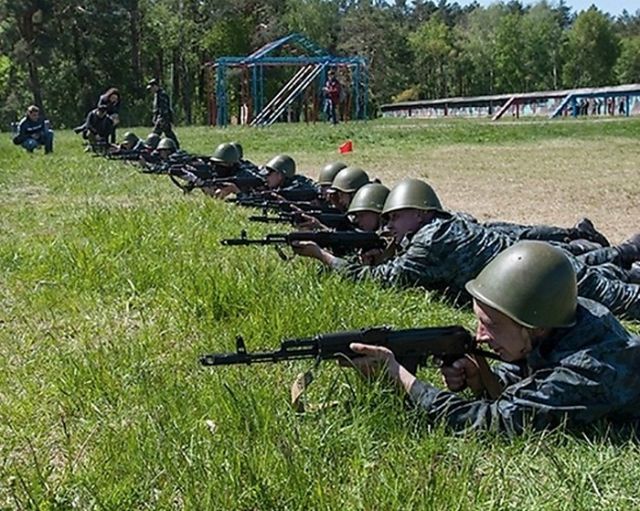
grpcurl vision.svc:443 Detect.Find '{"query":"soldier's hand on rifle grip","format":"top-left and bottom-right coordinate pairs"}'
top-left (441, 356), bottom-right (482, 394)
top-left (359, 248), bottom-right (385, 266)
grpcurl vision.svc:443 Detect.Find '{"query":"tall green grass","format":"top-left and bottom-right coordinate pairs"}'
top-left (1, 119), bottom-right (640, 510)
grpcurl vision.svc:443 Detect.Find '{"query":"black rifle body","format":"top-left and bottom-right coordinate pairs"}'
top-left (201, 326), bottom-right (481, 374)
top-left (230, 197), bottom-right (338, 214)
top-left (249, 211), bottom-right (353, 230)
top-left (221, 230), bottom-right (384, 254)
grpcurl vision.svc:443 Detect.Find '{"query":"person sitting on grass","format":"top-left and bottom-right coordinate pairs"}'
top-left (13, 105), bottom-right (53, 154)
top-left (78, 104), bottom-right (114, 152)
top-left (346, 241), bottom-right (640, 436)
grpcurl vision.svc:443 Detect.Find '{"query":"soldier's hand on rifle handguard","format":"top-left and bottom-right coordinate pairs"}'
top-left (203, 183), bottom-right (240, 199)
top-left (295, 214), bottom-right (331, 232)
top-left (338, 343), bottom-right (402, 381)
top-left (290, 241), bottom-right (333, 263)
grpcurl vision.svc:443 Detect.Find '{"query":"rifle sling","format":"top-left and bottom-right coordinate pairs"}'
top-left (290, 351), bottom-right (504, 412)
top-left (467, 354), bottom-right (504, 399)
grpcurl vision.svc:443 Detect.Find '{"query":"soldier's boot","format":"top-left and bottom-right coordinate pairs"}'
top-left (615, 233), bottom-right (640, 267)
top-left (627, 263), bottom-right (640, 284)
top-left (572, 218), bottom-right (610, 247)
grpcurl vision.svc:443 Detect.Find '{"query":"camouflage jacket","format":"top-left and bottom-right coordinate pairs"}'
top-left (152, 88), bottom-right (173, 123)
top-left (277, 175), bottom-right (319, 202)
top-left (330, 214), bottom-right (640, 320)
top-left (409, 299), bottom-right (640, 435)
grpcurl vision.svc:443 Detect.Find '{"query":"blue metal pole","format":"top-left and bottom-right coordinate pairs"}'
top-left (216, 65), bottom-right (225, 126)
top-left (251, 65), bottom-right (258, 123)
top-left (626, 94), bottom-right (630, 117)
top-left (259, 65), bottom-right (264, 113)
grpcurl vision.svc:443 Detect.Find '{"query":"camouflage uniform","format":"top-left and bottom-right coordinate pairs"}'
top-left (152, 87), bottom-right (180, 149)
top-left (462, 215), bottom-right (609, 249)
top-left (277, 174), bottom-right (319, 202)
top-left (239, 159), bottom-right (259, 174)
top-left (409, 299), bottom-right (640, 435)
top-left (330, 213), bottom-right (640, 320)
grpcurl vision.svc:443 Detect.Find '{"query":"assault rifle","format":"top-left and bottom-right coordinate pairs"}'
top-left (140, 159), bottom-right (170, 174)
top-left (201, 326), bottom-right (504, 401)
top-left (228, 196), bottom-right (338, 214)
top-left (249, 211), bottom-right (353, 231)
top-left (221, 229), bottom-right (385, 258)
top-left (272, 187), bottom-right (320, 202)
top-left (191, 173), bottom-right (265, 192)
top-left (104, 149), bottom-right (144, 161)
top-left (201, 325), bottom-right (498, 373)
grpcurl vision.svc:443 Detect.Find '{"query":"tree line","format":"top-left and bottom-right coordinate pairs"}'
top-left (1, 0), bottom-right (639, 129)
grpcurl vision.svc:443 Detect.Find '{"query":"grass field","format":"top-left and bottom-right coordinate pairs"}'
top-left (1, 118), bottom-right (640, 510)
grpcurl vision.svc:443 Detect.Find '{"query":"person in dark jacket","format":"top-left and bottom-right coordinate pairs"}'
top-left (322, 70), bottom-right (341, 125)
top-left (347, 241), bottom-right (640, 436)
top-left (97, 87), bottom-right (121, 143)
top-left (80, 105), bottom-right (114, 151)
top-left (146, 78), bottom-right (180, 149)
top-left (13, 105), bottom-right (53, 154)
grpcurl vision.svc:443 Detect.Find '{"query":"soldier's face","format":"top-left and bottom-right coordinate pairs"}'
top-left (351, 211), bottom-right (379, 232)
top-left (319, 184), bottom-right (331, 199)
top-left (266, 171), bottom-right (284, 188)
top-left (386, 209), bottom-right (426, 243)
top-left (328, 190), bottom-right (351, 211)
top-left (473, 300), bottom-right (532, 362)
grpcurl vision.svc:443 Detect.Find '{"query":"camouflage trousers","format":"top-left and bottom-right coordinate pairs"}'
top-left (577, 267), bottom-right (640, 320)
top-left (485, 222), bottom-right (578, 243)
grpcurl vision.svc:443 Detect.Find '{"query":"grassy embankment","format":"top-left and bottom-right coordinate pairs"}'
top-left (1, 118), bottom-right (640, 509)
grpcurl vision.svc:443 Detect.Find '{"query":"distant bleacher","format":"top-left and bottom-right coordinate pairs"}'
top-left (380, 83), bottom-right (640, 121)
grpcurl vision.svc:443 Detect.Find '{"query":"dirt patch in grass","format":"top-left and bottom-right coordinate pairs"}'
top-left (300, 137), bottom-right (639, 244)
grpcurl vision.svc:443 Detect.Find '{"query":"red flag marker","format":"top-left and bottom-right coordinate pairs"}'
top-left (338, 140), bottom-right (353, 153)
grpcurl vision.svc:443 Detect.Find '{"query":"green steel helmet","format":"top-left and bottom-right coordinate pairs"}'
top-left (157, 137), bottom-right (177, 151)
top-left (122, 131), bottom-right (139, 144)
top-left (318, 161), bottom-right (348, 186)
top-left (230, 141), bottom-right (243, 159)
top-left (264, 154), bottom-right (296, 178)
top-left (382, 178), bottom-right (443, 216)
top-left (145, 133), bottom-right (161, 149)
top-left (330, 167), bottom-right (369, 193)
top-left (465, 241), bottom-right (577, 328)
top-left (348, 183), bottom-right (390, 214)
top-left (210, 143), bottom-right (240, 165)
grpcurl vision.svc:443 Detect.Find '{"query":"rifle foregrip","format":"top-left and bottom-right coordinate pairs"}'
top-left (200, 353), bottom-right (252, 366)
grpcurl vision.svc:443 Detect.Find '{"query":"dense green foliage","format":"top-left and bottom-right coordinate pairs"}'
top-left (1, 1), bottom-right (640, 129)
top-left (2, 119), bottom-right (640, 509)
